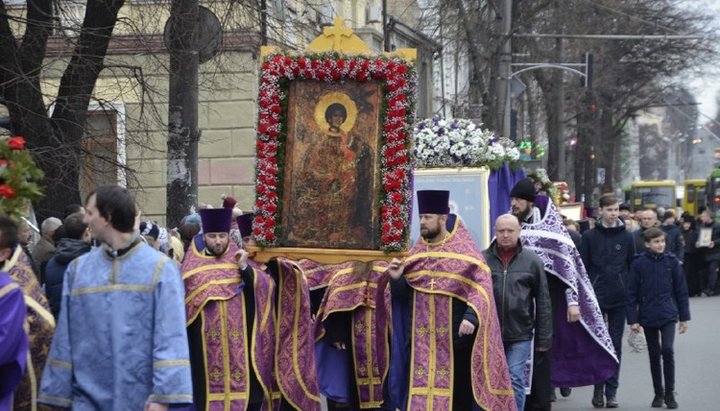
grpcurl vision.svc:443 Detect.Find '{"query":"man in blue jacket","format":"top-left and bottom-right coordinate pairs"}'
top-left (580, 194), bottom-right (636, 408)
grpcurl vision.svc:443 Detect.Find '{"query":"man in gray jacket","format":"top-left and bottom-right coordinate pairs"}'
top-left (483, 214), bottom-right (553, 411)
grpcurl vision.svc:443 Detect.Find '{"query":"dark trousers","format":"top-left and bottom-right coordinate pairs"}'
top-left (453, 344), bottom-right (474, 411)
top-left (595, 306), bottom-right (625, 398)
top-left (643, 322), bottom-right (677, 396)
top-left (683, 253), bottom-right (703, 296)
top-left (524, 350), bottom-right (552, 411)
top-left (706, 259), bottom-right (719, 293)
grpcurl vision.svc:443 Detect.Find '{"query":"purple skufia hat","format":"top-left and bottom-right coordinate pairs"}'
top-left (236, 212), bottom-right (253, 238)
top-left (417, 190), bottom-right (450, 214)
top-left (199, 208), bottom-right (233, 233)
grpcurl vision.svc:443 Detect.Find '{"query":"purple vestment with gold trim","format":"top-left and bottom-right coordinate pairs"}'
top-left (380, 218), bottom-right (516, 411)
top-left (520, 196), bottom-right (619, 386)
top-left (0, 272), bottom-right (28, 411)
top-left (271, 258), bottom-right (321, 411)
top-left (183, 236), bottom-right (276, 411)
top-left (5, 246), bottom-right (54, 410)
top-left (301, 259), bottom-right (390, 409)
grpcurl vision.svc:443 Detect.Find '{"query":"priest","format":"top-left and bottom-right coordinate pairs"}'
top-left (382, 190), bottom-right (515, 411)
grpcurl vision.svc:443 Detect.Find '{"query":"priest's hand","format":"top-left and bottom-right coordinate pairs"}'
top-left (144, 402), bottom-right (168, 411)
top-left (458, 319), bottom-right (475, 336)
top-left (387, 258), bottom-right (405, 280)
top-left (235, 249), bottom-right (249, 271)
top-left (567, 304), bottom-right (580, 323)
top-left (332, 341), bottom-right (347, 350)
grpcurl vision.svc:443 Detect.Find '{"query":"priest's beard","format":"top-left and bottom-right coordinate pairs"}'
top-left (421, 222), bottom-right (442, 241)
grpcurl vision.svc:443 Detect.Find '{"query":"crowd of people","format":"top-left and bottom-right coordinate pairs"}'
top-left (0, 181), bottom-right (696, 411)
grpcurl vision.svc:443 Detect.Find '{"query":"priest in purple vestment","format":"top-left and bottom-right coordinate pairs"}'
top-left (0, 214), bottom-right (28, 411)
top-left (382, 190), bottom-right (515, 411)
top-left (509, 178), bottom-right (619, 411)
top-left (184, 208), bottom-right (321, 411)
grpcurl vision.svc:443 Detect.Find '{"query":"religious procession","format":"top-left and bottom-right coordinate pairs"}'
top-left (2, 1), bottom-right (714, 410)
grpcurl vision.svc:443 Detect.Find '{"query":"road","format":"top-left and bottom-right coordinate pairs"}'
top-left (552, 296), bottom-right (720, 410)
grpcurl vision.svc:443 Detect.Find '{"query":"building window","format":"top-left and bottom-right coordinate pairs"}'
top-left (79, 103), bottom-right (127, 199)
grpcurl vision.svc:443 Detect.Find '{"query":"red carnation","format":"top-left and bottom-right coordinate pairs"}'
top-left (266, 202), bottom-right (277, 213)
top-left (9, 136), bottom-right (27, 150)
top-left (265, 217), bottom-right (276, 228)
top-left (390, 191), bottom-right (403, 203)
top-left (382, 223), bottom-right (392, 233)
top-left (393, 220), bottom-right (404, 230)
top-left (254, 227), bottom-right (263, 236)
top-left (398, 65), bottom-right (408, 74)
top-left (382, 234), bottom-right (391, 244)
top-left (391, 206), bottom-right (401, 217)
top-left (0, 184), bottom-right (16, 198)
top-left (298, 58), bottom-right (307, 68)
top-left (337, 59), bottom-right (345, 70)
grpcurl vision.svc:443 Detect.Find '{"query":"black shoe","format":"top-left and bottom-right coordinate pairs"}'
top-left (592, 389), bottom-right (604, 408)
top-left (606, 396), bottom-right (618, 408)
top-left (703, 288), bottom-right (716, 297)
top-left (651, 394), bottom-right (664, 408)
top-left (560, 387), bottom-right (572, 397)
top-left (550, 390), bottom-right (557, 402)
top-left (665, 392), bottom-right (678, 409)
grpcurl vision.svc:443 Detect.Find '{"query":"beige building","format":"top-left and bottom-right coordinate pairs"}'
top-left (5, 0), bottom-right (435, 225)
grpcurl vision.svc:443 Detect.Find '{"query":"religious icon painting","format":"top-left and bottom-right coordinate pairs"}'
top-left (254, 47), bottom-right (416, 256)
top-left (282, 82), bottom-right (382, 249)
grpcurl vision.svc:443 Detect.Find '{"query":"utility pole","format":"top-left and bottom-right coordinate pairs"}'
top-left (382, 0), bottom-right (390, 52)
top-left (548, 37), bottom-right (566, 180)
top-left (167, 0), bottom-right (200, 227)
top-left (499, 0), bottom-right (513, 138)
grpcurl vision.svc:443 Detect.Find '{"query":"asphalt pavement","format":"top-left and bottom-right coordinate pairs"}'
top-left (552, 296), bottom-right (720, 410)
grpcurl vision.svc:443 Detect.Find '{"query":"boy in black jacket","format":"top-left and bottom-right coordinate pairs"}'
top-left (626, 227), bottom-right (690, 409)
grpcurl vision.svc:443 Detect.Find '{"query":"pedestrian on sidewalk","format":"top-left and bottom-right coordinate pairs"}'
top-left (626, 227), bottom-right (690, 409)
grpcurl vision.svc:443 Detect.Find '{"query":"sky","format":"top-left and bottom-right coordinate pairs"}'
top-left (684, 0), bottom-right (720, 122)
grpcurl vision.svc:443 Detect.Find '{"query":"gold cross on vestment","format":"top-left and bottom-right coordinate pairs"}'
top-left (428, 278), bottom-right (437, 290)
top-left (364, 287), bottom-right (373, 304)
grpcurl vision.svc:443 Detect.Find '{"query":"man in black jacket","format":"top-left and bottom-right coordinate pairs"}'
top-left (483, 213), bottom-right (552, 411)
top-left (580, 194), bottom-right (636, 408)
top-left (43, 212), bottom-right (92, 319)
top-left (696, 209), bottom-right (720, 296)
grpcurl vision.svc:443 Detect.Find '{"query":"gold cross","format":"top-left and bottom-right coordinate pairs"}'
top-left (323, 17), bottom-right (353, 50)
top-left (364, 287), bottom-right (373, 304)
top-left (428, 278), bottom-right (437, 290)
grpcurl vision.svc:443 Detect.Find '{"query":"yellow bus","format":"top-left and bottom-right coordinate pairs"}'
top-left (631, 180), bottom-right (676, 211)
top-left (682, 179), bottom-right (706, 216)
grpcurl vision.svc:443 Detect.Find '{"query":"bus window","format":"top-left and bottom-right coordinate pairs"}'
top-left (633, 186), bottom-right (675, 210)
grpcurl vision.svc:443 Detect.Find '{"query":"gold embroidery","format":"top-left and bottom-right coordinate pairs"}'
top-left (210, 368), bottom-right (223, 381)
top-left (354, 321), bottom-right (365, 333)
top-left (207, 328), bottom-right (221, 341)
top-left (232, 369), bottom-right (243, 381)
top-left (437, 368), bottom-right (449, 378)
top-left (414, 366), bottom-right (426, 377)
top-left (436, 326), bottom-right (448, 335)
top-left (230, 328), bottom-right (241, 341)
top-left (416, 325), bottom-right (428, 336)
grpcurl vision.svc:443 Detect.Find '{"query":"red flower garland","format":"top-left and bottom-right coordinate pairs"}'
top-left (255, 53), bottom-right (415, 251)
